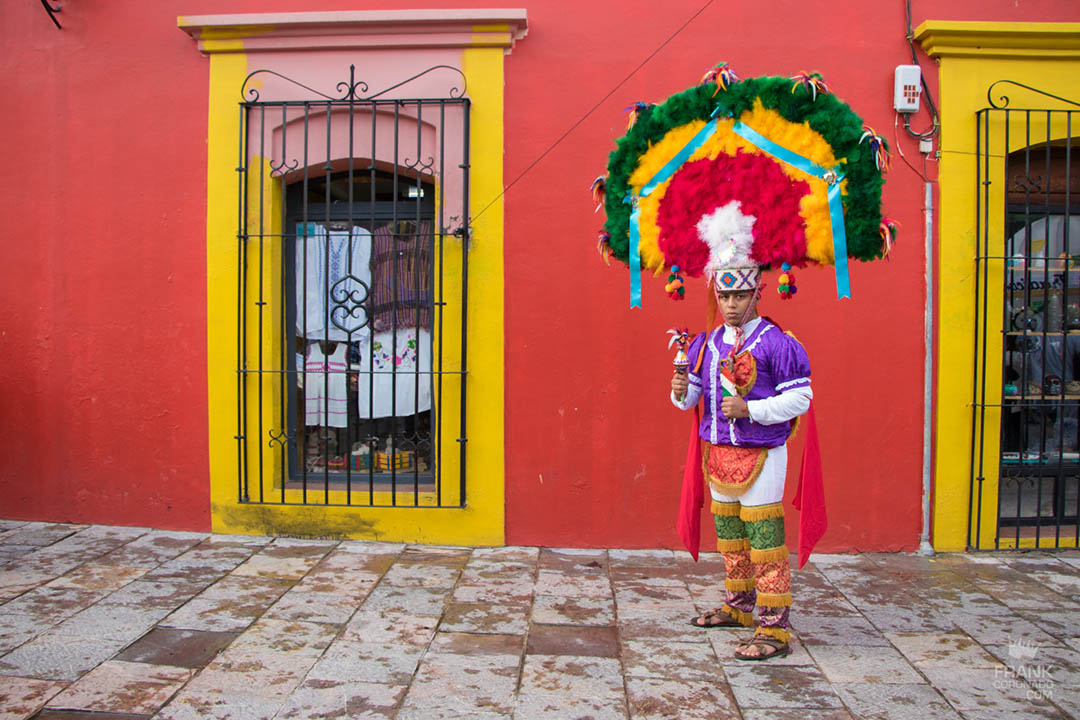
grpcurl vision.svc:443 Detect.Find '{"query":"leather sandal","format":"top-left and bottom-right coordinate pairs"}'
top-left (734, 632), bottom-right (792, 661)
top-left (688, 607), bottom-right (744, 628)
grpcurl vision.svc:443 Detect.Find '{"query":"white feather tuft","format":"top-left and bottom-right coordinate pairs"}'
top-left (697, 200), bottom-right (757, 277)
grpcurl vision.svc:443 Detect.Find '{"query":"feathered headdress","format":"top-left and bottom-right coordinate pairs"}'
top-left (594, 67), bottom-right (891, 305)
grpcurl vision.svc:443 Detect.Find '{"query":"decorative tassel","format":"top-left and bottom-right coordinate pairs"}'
top-left (596, 231), bottom-right (612, 266)
top-left (755, 626), bottom-right (791, 643)
top-left (624, 101), bottom-right (650, 131)
top-left (717, 537), bottom-right (751, 552)
top-left (859, 126), bottom-right (890, 172)
top-left (776, 262), bottom-right (797, 300)
top-left (879, 218), bottom-right (899, 260)
top-left (590, 174), bottom-right (607, 213)
top-left (749, 545), bottom-right (790, 564)
top-left (756, 592), bottom-right (794, 608)
top-left (664, 265), bottom-right (687, 301)
top-left (700, 62), bottom-right (739, 96)
top-left (711, 500), bottom-right (742, 517)
top-left (725, 576), bottom-right (757, 592)
top-left (789, 71), bottom-right (830, 101)
top-left (740, 502), bottom-right (785, 522)
top-left (721, 604), bottom-right (756, 627)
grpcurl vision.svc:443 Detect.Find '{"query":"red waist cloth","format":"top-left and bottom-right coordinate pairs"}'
top-left (677, 401), bottom-right (826, 567)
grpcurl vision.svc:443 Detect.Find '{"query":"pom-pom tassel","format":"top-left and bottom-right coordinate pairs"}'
top-left (664, 264), bottom-right (687, 301)
top-left (776, 262), bottom-right (797, 300)
top-left (624, 101), bottom-right (650, 131)
top-left (597, 231), bottom-right (613, 266)
top-left (879, 218), bottom-right (900, 260)
top-left (700, 62), bottom-right (739, 97)
top-left (860, 126), bottom-right (890, 172)
top-left (789, 71), bottom-right (830, 101)
top-left (590, 174), bottom-right (607, 213)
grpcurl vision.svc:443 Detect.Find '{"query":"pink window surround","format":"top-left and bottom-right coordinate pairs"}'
top-left (178, 9), bottom-right (529, 53)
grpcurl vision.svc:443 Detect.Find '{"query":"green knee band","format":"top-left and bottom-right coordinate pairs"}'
top-left (746, 515), bottom-right (785, 550)
top-left (714, 513), bottom-right (746, 541)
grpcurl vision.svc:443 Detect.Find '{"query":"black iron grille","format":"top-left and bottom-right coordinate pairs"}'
top-left (234, 66), bottom-right (471, 508)
top-left (972, 81), bottom-right (1080, 548)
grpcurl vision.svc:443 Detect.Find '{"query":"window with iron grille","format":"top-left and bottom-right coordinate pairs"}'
top-left (235, 67), bottom-right (471, 508)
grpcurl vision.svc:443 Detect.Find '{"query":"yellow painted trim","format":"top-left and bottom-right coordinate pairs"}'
top-left (203, 46), bottom-right (508, 545)
top-left (177, 17), bottom-right (277, 53)
top-left (920, 23), bottom-right (1080, 551)
top-left (997, 536), bottom-right (1080, 550)
top-left (915, 21), bottom-right (1080, 59)
top-left (179, 12), bottom-right (528, 53)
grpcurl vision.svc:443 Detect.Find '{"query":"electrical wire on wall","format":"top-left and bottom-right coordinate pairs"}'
top-left (469, 0), bottom-right (716, 226)
top-left (904, 0), bottom-right (939, 142)
top-left (896, 0), bottom-right (940, 184)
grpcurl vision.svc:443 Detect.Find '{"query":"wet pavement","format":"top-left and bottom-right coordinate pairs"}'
top-left (0, 521), bottom-right (1077, 719)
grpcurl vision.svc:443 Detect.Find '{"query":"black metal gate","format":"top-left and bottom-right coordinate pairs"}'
top-left (234, 66), bottom-right (471, 508)
top-left (971, 81), bottom-right (1080, 549)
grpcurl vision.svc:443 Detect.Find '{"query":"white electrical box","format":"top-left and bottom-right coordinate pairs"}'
top-left (894, 65), bottom-right (922, 113)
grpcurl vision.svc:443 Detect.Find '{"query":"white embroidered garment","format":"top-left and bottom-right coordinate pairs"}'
top-left (304, 343), bottom-right (349, 428)
top-left (355, 328), bottom-right (432, 419)
top-left (295, 224), bottom-right (373, 341)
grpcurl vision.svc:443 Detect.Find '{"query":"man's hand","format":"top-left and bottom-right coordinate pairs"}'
top-left (721, 394), bottom-right (749, 419)
top-left (671, 372), bottom-right (689, 399)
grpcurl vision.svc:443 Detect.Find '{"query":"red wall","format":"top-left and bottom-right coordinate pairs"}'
top-left (0, 0), bottom-right (1076, 546)
top-left (0, 2), bottom-right (212, 529)
top-left (498, 0), bottom-right (1078, 552)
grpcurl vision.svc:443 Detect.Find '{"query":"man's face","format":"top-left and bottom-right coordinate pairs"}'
top-left (716, 289), bottom-right (755, 327)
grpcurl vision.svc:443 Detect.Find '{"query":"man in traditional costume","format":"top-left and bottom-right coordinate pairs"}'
top-left (590, 65), bottom-right (893, 661)
top-left (671, 262), bottom-right (810, 660)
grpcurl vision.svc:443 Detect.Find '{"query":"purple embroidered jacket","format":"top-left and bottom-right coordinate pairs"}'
top-left (680, 318), bottom-right (811, 448)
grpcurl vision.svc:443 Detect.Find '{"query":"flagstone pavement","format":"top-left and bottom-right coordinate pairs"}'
top-left (0, 521), bottom-right (1077, 719)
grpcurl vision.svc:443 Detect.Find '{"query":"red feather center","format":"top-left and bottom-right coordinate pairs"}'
top-left (656, 151), bottom-right (810, 276)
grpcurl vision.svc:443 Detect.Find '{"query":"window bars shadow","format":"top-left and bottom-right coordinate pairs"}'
top-left (971, 81), bottom-right (1080, 549)
top-left (235, 66), bottom-right (471, 509)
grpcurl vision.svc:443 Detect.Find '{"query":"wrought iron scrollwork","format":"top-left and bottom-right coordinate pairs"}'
top-left (269, 158), bottom-right (300, 178)
top-left (241, 64), bottom-right (467, 103)
top-left (1011, 174), bottom-right (1045, 194)
top-left (403, 156), bottom-right (436, 175)
top-left (329, 276), bottom-right (371, 335)
top-left (987, 80), bottom-right (1080, 110)
top-left (268, 429), bottom-right (292, 449)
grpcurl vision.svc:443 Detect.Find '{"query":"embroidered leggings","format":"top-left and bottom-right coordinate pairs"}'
top-left (713, 500), bottom-right (792, 643)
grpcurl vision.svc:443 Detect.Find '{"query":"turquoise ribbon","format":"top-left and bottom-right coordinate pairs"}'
top-left (640, 118), bottom-right (719, 197)
top-left (629, 204), bottom-right (642, 308)
top-left (827, 181), bottom-right (851, 299)
top-left (731, 120), bottom-right (851, 299)
top-left (629, 117), bottom-right (721, 306)
top-left (732, 121), bottom-right (830, 178)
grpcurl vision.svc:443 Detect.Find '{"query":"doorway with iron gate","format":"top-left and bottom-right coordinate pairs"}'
top-left (970, 81), bottom-right (1080, 549)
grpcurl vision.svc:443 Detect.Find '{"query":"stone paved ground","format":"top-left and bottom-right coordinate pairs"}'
top-left (0, 521), bottom-right (1077, 719)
